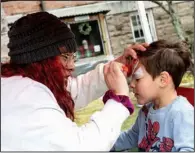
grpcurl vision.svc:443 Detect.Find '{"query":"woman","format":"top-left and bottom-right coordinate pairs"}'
top-left (1, 12), bottom-right (147, 151)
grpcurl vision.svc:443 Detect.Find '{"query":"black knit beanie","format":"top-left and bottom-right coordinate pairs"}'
top-left (7, 12), bottom-right (77, 64)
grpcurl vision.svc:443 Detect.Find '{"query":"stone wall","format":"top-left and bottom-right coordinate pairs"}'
top-left (43, 1), bottom-right (98, 10)
top-left (106, 12), bottom-right (134, 57)
top-left (152, 1), bottom-right (194, 42)
top-left (3, 1), bottom-right (41, 15)
top-left (2, 1), bottom-right (100, 15)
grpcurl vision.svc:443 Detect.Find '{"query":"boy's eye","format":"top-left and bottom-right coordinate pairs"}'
top-left (135, 78), bottom-right (140, 82)
top-left (132, 75), bottom-right (140, 82)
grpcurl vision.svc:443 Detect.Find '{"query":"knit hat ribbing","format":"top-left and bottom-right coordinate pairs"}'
top-left (7, 12), bottom-right (77, 64)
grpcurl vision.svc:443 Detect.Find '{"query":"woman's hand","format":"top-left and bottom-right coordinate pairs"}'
top-left (104, 62), bottom-right (129, 96)
top-left (115, 43), bottom-right (149, 65)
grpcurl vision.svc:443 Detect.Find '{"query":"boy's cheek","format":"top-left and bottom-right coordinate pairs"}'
top-left (135, 90), bottom-right (149, 104)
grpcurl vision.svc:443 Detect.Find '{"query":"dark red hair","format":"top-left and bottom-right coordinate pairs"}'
top-left (1, 56), bottom-right (75, 120)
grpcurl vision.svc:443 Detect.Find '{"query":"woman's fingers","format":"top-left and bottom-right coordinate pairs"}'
top-left (114, 42), bottom-right (149, 65)
top-left (105, 62), bottom-right (129, 96)
top-left (124, 43), bottom-right (149, 59)
top-left (103, 63), bottom-right (109, 75)
top-left (142, 42), bottom-right (150, 48)
top-left (110, 62), bottom-right (121, 74)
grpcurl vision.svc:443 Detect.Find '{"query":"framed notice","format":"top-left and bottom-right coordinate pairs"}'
top-left (74, 15), bottom-right (90, 22)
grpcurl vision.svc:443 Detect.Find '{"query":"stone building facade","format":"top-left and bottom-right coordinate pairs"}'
top-left (2, 1), bottom-right (99, 15)
top-left (105, 1), bottom-right (194, 56)
top-left (1, 1), bottom-right (194, 59)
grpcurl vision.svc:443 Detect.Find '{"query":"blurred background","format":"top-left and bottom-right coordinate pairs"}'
top-left (1, 1), bottom-right (194, 65)
top-left (1, 2), bottom-right (194, 148)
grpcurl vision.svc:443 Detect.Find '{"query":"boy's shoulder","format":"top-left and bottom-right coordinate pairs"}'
top-left (165, 96), bottom-right (193, 121)
top-left (139, 96), bottom-right (193, 117)
top-left (170, 96), bottom-right (193, 112)
top-left (169, 96), bottom-right (194, 121)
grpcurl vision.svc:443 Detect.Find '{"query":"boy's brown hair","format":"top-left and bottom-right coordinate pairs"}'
top-left (137, 40), bottom-right (192, 89)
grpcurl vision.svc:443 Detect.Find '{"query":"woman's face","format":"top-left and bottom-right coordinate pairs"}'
top-left (60, 53), bottom-right (76, 78)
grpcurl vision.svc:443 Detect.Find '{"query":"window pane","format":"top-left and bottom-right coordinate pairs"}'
top-left (137, 15), bottom-right (140, 21)
top-left (136, 15), bottom-right (141, 25)
top-left (134, 30), bottom-right (140, 38)
top-left (133, 21), bottom-right (137, 26)
top-left (131, 16), bottom-right (137, 26)
top-left (140, 29), bottom-right (144, 37)
top-left (131, 16), bottom-right (136, 21)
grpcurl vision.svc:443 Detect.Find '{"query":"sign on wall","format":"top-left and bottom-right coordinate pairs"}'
top-left (74, 15), bottom-right (90, 22)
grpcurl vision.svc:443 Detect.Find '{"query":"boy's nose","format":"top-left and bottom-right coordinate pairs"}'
top-left (130, 79), bottom-right (136, 88)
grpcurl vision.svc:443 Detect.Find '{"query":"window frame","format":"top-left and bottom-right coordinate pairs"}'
top-left (130, 9), bottom-right (157, 43)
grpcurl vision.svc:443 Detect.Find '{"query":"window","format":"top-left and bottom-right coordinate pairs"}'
top-left (69, 20), bottom-right (104, 59)
top-left (130, 10), bottom-right (157, 43)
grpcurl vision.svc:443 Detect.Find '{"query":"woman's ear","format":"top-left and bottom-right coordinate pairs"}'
top-left (158, 71), bottom-right (171, 87)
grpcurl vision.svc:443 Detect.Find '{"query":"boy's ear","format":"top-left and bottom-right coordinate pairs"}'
top-left (158, 71), bottom-right (171, 87)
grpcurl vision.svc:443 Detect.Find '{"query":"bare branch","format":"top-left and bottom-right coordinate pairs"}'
top-left (151, 1), bottom-right (171, 15)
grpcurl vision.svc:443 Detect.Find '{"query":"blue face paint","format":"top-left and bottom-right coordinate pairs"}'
top-left (128, 60), bottom-right (140, 83)
top-left (133, 67), bottom-right (144, 80)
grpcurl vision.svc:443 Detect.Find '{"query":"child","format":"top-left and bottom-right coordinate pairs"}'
top-left (111, 40), bottom-right (194, 152)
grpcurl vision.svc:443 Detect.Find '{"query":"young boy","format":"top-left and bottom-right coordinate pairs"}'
top-left (111, 40), bottom-right (194, 152)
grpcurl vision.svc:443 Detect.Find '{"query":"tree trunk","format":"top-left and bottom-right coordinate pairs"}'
top-left (167, 2), bottom-right (186, 41)
top-left (170, 13), bottom-right (185, 41)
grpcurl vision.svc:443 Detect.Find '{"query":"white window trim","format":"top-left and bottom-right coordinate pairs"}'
top-left (103, 17), bottom-right (113, 55)
top-left (129, 9), bottom-right (157, 43)
top-left (97, 18), bottom-right (106, 55)
top-left (148, 9), bottom-right (158, 41)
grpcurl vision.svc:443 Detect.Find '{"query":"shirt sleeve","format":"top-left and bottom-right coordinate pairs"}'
top-left (173, 110), bottom-right (194, 152)
top-left (110, 110), bottom-right (141, 151)
top-left (67, 63), bottom-right (108, 110)
top-left (21, 84), bottom-right (129, 151)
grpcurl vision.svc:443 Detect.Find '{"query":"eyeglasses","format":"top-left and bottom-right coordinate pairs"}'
top-left (61, 53), bottom-right (77, 62)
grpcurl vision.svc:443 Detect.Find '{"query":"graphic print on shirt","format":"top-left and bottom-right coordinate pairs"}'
top-left (138, 106), bottom-right (174, 152)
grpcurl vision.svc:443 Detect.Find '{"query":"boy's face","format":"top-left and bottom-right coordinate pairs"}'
top-left (130, 64), bottom-right (159, 105)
